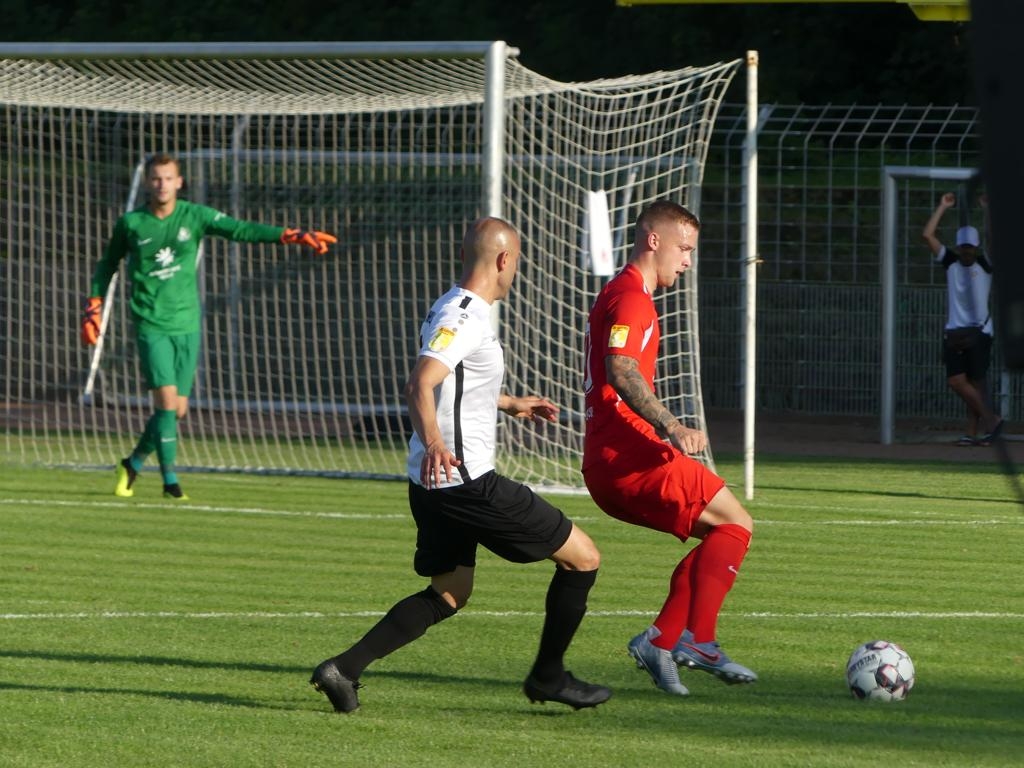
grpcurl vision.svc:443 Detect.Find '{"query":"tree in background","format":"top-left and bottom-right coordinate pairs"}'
top-left (0, 0), bottom-right (974, 105)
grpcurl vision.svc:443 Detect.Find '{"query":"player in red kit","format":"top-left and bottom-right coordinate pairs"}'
top-left (582, 201), bottom-right (756, 696)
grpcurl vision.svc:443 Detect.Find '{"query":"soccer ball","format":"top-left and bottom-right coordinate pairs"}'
top-left (845, 640), bottom-right (915, 701)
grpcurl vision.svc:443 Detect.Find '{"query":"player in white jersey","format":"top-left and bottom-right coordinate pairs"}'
top-left (922, 192), bottom-right (1002, 445)
top-left (404, 283), bottom-right (505, 485)
top-left (310, 217), bottom-right (610, 713)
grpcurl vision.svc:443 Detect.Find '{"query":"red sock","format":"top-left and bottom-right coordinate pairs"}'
top-left (651, 547), bottom-right (698, 650)
top-left (688, 524), bottom-right (752, 643)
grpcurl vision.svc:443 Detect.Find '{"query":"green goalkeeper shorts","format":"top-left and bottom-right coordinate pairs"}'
top-left (136, 330), bottom-right (201, 395)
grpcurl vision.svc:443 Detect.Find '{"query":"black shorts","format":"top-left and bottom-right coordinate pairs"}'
top-left (942, 330), bottom-right (992, 381)
top-left (407, 471), bottom-right (574, 577)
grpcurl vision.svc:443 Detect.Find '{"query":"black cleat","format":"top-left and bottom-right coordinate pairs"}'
top-left (162, 483), bottom-right (189, 500)
top-left (310, 658), bottom-right (361, 713)
top-left (114, 458), bottom-right (138, 498)
top-left (523, 671), bottom-right (611, 710)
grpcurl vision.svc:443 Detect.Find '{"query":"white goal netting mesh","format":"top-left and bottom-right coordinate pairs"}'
top-left (0, 45), bottom-right (741, 490)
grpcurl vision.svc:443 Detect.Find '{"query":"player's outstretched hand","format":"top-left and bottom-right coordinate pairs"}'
top-left (501, 395), bottom-right (559, 424)
top-left (81, 296), bottom-right (102, 346)
top-left (281, 228), bottom-right (337, 255)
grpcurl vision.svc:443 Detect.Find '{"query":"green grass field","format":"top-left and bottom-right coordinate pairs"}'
top-left (2, 454), bottom-right (1022, 767)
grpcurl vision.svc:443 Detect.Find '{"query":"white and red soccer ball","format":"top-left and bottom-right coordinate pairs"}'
top-left (846, 640), bottom-right (916, 702)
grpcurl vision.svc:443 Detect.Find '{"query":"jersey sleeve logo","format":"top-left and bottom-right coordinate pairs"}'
top-left (608, 324), bottom-right (630, 348)
top-left (428, 326), bottom-right (457, 352)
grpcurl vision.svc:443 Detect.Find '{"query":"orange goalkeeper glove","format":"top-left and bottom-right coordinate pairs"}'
top-left (81, 296), bottom-right (103, 346)
top-left (281, 228), bottom-right (337, 255)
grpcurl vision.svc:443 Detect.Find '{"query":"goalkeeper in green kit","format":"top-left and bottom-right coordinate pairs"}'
top-left (80, 153), bottom-right (337, 500)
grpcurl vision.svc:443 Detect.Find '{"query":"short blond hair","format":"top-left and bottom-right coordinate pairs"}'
top-left (634, 201), bottom-right (700, 243)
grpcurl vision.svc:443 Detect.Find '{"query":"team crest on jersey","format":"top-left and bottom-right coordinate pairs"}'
top-left (609, 324), bottom-right (630, 348)
top-left (177, 227), bottom-right (191, 242)
top-left (428, 326), bottom-right (457, 352)
top-left (155, 247), bottom-right (175, 267)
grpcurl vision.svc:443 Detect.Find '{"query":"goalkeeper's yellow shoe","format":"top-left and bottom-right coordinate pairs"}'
top-left (114, 459), bottom-right (137, 498)
top-left (162, 483), bottom-right (189, 501)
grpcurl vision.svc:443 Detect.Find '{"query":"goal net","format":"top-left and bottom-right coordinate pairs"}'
top-left (0, 43), bottom-right (741, 490)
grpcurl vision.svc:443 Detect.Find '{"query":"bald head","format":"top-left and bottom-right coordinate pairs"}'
top-left (462, 217), bottom-right (519, 265)
top-left (459, 217), bottom-right (521, 301)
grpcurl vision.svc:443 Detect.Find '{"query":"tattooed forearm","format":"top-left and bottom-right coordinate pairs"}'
top-left (606, 355), bottom-right (676, 431)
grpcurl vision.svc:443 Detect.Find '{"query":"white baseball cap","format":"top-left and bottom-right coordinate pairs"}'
top-left (956, 226), bottom-right (980, 247)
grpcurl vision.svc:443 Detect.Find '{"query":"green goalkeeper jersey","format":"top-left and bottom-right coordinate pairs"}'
top-left (90, 200), bottom-right (284, 335)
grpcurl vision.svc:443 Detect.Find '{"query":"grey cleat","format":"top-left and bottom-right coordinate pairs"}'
top-left (672, 630), bottom-right (758, 684)
top-left (627, 627), bottom-right (689, 696)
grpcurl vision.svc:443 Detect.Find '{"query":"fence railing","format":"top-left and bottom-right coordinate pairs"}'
top-left (699, 103), bottom-right (1019, 431)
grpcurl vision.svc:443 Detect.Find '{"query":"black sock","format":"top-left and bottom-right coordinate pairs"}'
top-left (334, 586), bottom-right (456, 680)
top-left (530, 568), bottom-right (598, 683)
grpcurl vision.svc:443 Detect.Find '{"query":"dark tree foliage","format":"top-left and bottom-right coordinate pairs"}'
top-left (0, 0), bottom-right (974, 105)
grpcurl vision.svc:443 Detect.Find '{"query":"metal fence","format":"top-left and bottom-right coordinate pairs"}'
top-left (697, 103), bottom-right (1019, 435)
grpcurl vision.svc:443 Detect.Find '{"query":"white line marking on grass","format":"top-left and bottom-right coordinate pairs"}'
top-left (757, 518), bottom-right (1023, 526)
top-left (0, 496), bottom-right (604, 523)
top-left (2, 609), bottom-right (1021, 621)
top-left (756, 501), bottom-right (1020, 515)
top-left (0, 611), bottom-right (388, 620)
top-left (3, 498), bottom-right (1018, 526)
top-left (0, 498), bottom-right (406, 520)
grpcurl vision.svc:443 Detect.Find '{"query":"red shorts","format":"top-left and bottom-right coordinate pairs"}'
top-left (583, 443), bottom-right (725, 541)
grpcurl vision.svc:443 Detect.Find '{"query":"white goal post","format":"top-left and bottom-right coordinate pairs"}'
top-left (0, 42), bottom-right (746, 490)
top-left (880, 165), bottom-right (979, 445)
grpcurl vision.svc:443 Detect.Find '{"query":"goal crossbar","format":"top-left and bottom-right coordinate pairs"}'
top-left (0, 42), bottom-right (513, 60)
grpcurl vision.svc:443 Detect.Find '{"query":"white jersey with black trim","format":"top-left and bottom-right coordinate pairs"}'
top-left (937, 245), bottom-right (994, 334)
top-left (407, 285), bottom-right (503, 487)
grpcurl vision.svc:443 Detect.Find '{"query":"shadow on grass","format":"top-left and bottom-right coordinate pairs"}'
top-left (0, 648), bottom-right (307, 674)
top-left (0, 650), bottom-right (539, 709)
top-left (0, 665), bottom-right (588, 719)
top-left (3, 652), bottom-right (1022, 758)
top-left (0, 649), bottom-right (550, 691)
top-left (0, 679), bottom-right (286, 711)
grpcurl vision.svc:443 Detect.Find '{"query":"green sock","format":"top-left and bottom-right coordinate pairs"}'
top-left (131, 413), bottom-right (161, 466)
top-left (152, 409), bottom-right (179, 485)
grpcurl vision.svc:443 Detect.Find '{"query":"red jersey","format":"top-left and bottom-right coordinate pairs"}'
top-left (583, 263), bottom-right (663, 471)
